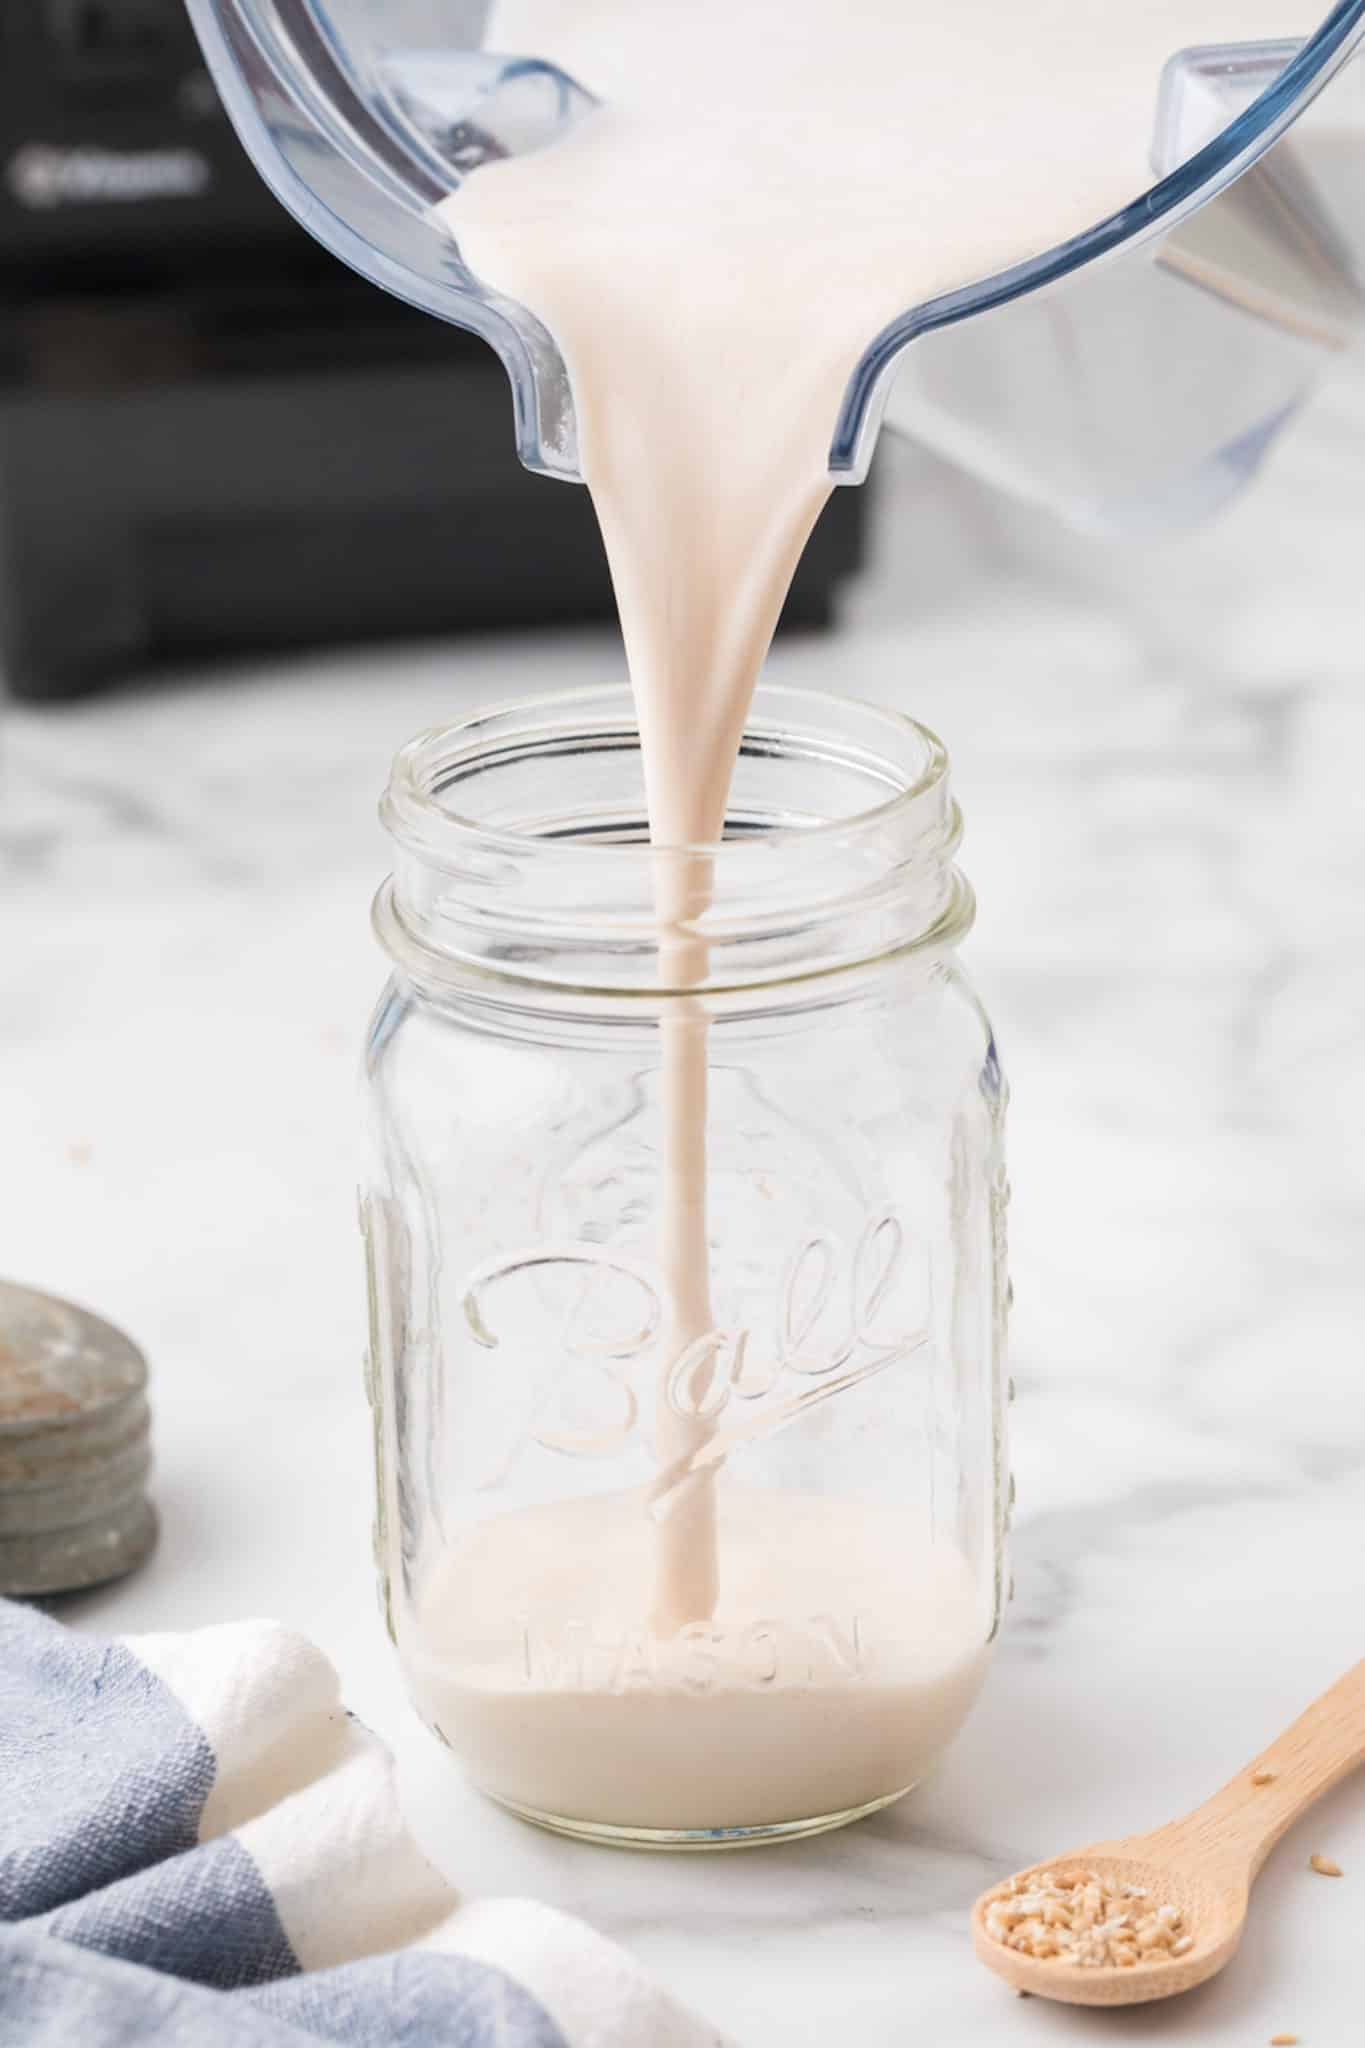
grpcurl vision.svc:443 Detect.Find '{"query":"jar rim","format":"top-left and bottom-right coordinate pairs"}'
top-left (376, 683), bottom-right (968, 1000)
top-left (381, 681), bottom-right (950, 863)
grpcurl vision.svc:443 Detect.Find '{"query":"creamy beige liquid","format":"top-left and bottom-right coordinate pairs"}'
top-left (426, 1), bottom-right (1310, 1826)
top-left (409, 1487), bottom-right (988, 1831)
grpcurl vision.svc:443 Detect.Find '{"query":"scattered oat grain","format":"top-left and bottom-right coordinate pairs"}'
top-left (1269, 2033), bottom-right (1298, 2045)
top-left (1251, 1770), bottom-right (1275, 1787)
top-left (1309, 1854), bottom-right (1342, 1878)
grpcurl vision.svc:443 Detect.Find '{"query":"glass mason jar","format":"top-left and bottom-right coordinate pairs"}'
top-left (362, 683), bottom-right (1010, 1849)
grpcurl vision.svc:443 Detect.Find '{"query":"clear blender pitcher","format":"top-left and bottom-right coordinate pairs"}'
top-left (184, 0), bottom-right (1365, 528)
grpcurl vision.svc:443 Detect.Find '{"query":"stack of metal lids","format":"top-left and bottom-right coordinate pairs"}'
top-left (0, 1279), bottom-right (156, 1598)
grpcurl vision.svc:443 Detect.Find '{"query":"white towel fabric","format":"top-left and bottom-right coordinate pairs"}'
top-left (0, 1600), bottom-right (726, 2048)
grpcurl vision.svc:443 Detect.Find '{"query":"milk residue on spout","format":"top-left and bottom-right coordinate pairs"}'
top-left (428, 0), bottom-right (1307, 1819)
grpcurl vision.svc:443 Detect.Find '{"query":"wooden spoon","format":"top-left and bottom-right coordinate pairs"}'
top-left (972, 1658), bottom-right (1365, 2007)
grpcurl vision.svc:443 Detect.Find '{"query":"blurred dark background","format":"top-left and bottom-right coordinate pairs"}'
top-left (0, 0), bottom-right (866, 699)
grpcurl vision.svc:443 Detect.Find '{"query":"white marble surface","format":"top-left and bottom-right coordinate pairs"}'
top-left (4, 364), bottom-right (1365, 2047)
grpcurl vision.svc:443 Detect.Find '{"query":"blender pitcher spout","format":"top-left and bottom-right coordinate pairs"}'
top-left (187, 1), bottom-right (1365, 526)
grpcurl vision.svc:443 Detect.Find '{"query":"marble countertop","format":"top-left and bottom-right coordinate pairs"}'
top-left (4, 364), bottom-right (1365, 2047)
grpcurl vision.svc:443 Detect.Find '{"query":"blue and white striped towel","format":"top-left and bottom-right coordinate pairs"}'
top-left (0, 1600), bottom-right (724, 2047)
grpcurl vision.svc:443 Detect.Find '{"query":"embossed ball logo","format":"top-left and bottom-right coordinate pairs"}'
top-left (462, 1207), bottom-right (928, 1494)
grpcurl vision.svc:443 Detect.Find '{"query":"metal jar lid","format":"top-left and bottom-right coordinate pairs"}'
top-left (0, 1280), bottom-right (157, 1597)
